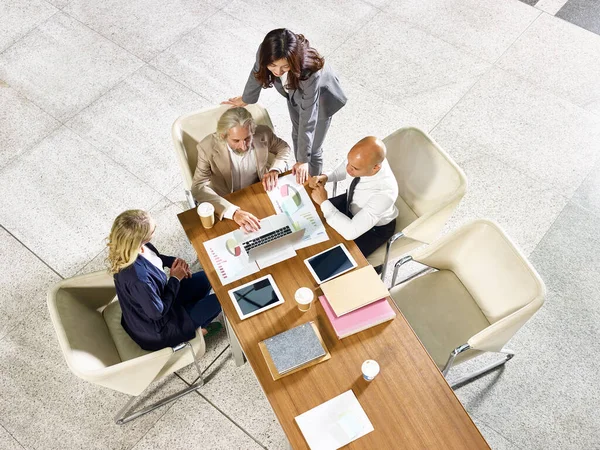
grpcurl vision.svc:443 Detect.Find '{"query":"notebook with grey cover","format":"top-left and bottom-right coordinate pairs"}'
top-left (264, 322), bottom-right (326, 374)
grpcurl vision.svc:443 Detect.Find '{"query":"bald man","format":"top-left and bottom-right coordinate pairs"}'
top-left (309, 136), bottom-right (398, 260)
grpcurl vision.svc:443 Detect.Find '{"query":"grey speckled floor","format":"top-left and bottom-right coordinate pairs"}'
top-left (1, 0), bottom-right (600, 448)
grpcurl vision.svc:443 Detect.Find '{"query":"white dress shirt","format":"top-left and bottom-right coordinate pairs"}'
top-left (140, 245), bottom-right (164, 271)
top-left (320, 159), bottom-right (399, 241)
top-left (280, 72), bottom-right (290, 93)
top-left (223, 145), bottom-right (260, 219)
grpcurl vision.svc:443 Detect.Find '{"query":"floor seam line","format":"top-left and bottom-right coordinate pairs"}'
top-left (197, 392), bottom-right (269, 449)
top-left (0, 225), bottom-right (64, 279)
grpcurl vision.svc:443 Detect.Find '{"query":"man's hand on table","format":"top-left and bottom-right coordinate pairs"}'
top-left (308, 174), bottom-right (328, 189)
top-left (262, 170), bottom-right (279, 192)
top-left (310, 185), bottom-right (328, 205)
top-left (233, 209), bottom-right (261, 233)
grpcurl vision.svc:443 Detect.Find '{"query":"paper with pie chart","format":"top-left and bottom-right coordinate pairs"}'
top-left (203, 232), bottom-right (259, 286)
top-left (268, 174), bottom-right (329, 250)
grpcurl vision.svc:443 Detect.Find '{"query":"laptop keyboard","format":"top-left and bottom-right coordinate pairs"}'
top-left (242, 226), bottom-right (293, 253)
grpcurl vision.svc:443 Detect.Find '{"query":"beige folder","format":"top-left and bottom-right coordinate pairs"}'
top-left (320, 265), bottom-right (390, 317)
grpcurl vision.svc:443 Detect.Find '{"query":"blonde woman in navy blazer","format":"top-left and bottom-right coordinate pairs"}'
top-left (107, 210), bottom-right (221, 351)
top-left (224, 28), bottom-right (347, 184)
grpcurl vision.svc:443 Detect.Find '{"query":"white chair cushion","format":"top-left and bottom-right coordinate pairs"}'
top-left (391, 270), bottom-right (490, 369)
top-left (102, 301), bottom-right (151, 362)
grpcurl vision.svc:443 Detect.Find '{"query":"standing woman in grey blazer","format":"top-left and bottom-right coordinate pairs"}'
top-left (223, 28), bottom-right (347, 184)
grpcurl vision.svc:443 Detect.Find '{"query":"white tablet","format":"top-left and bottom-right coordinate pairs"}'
top-left (228, 275), bottom-right (285, 320)
top-left (304, 243), bottom-right (358, 285)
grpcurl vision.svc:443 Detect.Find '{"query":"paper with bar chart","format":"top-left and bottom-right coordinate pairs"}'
top-left (268, 174), bottom-right (329, 250)
top-left (203, 231), bottom-right (260, 286)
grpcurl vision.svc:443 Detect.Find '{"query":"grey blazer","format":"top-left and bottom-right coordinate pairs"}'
top-left (242, 48), bottom-right (347, 164)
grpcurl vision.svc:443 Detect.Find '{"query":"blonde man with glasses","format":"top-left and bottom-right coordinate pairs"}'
top-left (107, 210), bottom-right (222, 351)
top-left (191, 107), bottom-right (291, 233)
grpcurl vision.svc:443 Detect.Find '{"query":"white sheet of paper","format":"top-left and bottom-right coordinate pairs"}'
top-left (268, 174), bottom-right (329, 249)
top-left (203, 231), bottom-right (259, 286)
top-left (295, 390), bottom-right (374, 450)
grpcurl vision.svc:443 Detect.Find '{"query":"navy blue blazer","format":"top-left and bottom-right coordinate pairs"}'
top-left (113, 243), bottom-right (196, 351)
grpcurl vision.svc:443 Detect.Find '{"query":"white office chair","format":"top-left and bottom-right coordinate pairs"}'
top-left (172, 104), bottom-right (276, 209)
top-left (332, 127), bottom-right (467, 284)
top-left (47, 271), bottom-right (207, 424)
top-left (390, 220), bottom-right (546, 388)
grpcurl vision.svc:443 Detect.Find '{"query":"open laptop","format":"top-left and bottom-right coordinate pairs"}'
top-left (232, 214), bottom-right (305, 268)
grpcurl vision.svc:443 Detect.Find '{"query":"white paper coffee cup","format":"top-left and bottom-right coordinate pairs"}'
top-left (362, 360), bottom-right (380, 381)
top-left (197, 202), bottom-right (215, 229)
top-left (295, 287), bottom-right (314, 312)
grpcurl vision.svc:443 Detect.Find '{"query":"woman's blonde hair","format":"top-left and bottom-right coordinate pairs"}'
top-left (106, 210), bottom-right (154, 274)
top-left (216, 107), bottom-right (256, 139)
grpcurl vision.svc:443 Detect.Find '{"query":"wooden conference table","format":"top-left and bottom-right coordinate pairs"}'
top-left (178, 180), bottom-right (489, 449)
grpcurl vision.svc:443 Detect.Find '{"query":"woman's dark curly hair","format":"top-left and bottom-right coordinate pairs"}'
top-left (254, 29), bottom-right (325, 90)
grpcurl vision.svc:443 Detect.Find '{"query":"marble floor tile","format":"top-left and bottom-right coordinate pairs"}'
top-left (198, 352), bottom-right (289, 450)
top-left (0, 126), bottom-right (162, 278)
top-left (529, 201), bottom-right (600, 300)
top-left (151, 11), bottom-right (284, 105)
top-left (44, 0), bottom-right (70, 9)
top-left (220, 0), bottom-right (379, 56)
top-left (0, 425), bottom-right (24, 450)
top-left (330, 13), bottom-right (491, 128)
top-left (430, 67), bottom-right (600, 197)
top-left (130, 389), bottom-right (265, 450)
top-left (0, 12), bottom-right (143, 121)
top-left (0, 85), bottom-right (60, 170)
top-left (556, 0), bottom-right (600, 36)
top-left (441, 154), bottom-right (568, 255)
top-left (0, 228), bottom-right (60, 341)
top-left (472, 419), bottom-right (524, 450)
top-left (535, 0), bottom-right (570, 14)
top-left (0, 0), bottom-right (57, 53)
top-left (67, 65), bottom-right (210, 196)
top-left (571, 160), bottom-right (600, 217)
top-left (385, 0), bottom-right (541, 63)
top-left (498, 13), bottom-right (600, 116)
top-left (166, 181), bottom-right (189, 207)
top-left (0, 305), bottom-right (186, 450)
top-left (64, 0), bottom-right (218, 62)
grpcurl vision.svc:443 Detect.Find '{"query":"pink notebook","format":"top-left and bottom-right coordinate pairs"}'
top-left (319, 295), bottom-right (396, 339)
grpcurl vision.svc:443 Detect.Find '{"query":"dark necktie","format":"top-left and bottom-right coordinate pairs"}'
top-left (346, 177), bottom-right (361, 216)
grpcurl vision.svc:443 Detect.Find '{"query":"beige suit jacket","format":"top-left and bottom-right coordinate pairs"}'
top-left (191, 125), bottom-right (291, 219)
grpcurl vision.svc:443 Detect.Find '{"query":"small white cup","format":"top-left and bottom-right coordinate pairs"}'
top-left (197, 202), bottom-right (215, 229)
top-left (361, 360), bottom-right (380, 381)
top-left (295, 287), bottom-right (314, 312)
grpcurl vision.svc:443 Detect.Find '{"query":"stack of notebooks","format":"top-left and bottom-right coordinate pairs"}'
top-left (319, 265), bottom-right (396, 339)
top-left (259, 322), bottom-right (331, 380)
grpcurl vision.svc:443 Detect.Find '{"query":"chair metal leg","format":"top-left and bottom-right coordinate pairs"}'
top-left (332, 181), bottom-right (338, 197)
top-left (392, 255), bottom-right (412, 287)
top-left (380, 232), bottom-right (405, 285)
top-left (224, 313), bottom-right (246, 367)
top-left (185, 189), bottom-right (196, 210)
top-left (442, 344), bottom-right (515, 389)
top-left (115, 340), bottom-right (204, 425)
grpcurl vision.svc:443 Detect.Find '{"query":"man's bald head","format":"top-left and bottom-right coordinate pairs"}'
top-left (346, 136), bottom-right (387, 178)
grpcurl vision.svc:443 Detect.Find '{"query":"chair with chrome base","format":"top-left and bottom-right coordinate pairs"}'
top-left (172, 104), bottom-right (279, 209)
top-left (332, 127), bottom-right (467, 284)
top-left (389, 220), bottom-right (545, 388)
top-left (47, 271), bottom-right (207, 424)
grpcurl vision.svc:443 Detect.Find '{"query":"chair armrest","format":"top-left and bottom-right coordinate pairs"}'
top-left (467, 296), bottom-right (544, 352)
